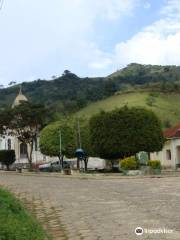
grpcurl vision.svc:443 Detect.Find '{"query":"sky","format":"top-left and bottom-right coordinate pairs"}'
top-left (0, 0), bottom-right (180, 85)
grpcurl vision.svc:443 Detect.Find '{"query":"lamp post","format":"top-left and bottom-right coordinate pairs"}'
top-left (77, 118), bottom-right (82, 149)
top-left (76, 118), bottom-right (83, 170)
top-left (59, 130), bottom-right (63, 172)
top-left (35, 129), bottom-right (39, 170)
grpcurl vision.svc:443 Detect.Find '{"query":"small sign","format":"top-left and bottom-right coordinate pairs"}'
top-left (137, 151), bottom-right (149, 165)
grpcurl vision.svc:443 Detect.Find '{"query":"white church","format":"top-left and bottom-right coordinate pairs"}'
top-left (0, 89), bottom-right (47, 168)
top-left (0, 89), bottom-right (106, 171)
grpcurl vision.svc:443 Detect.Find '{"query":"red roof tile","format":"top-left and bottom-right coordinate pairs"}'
top-left (164, 124), bottom-right (180, 138)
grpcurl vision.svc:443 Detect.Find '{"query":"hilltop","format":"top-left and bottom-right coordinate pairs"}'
top-left (1, 64), bottom-right (180, 123)
top-left (109, 63), bottom-right (180, 84)
top-left (0, 71), bottom-right (116, 119)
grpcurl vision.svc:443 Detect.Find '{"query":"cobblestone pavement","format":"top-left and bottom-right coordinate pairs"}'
top-left (0, 173), bottom-right (180, 240)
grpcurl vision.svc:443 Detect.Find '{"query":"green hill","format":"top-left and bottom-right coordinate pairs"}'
top-left (76, 91), bottom-right (180, 128)
top-left (109, 63), bottom-right (180, 84)
top-left (1, 64), bottom-right (180, 123)
top-left (0, 71), bottom-right (115, 118)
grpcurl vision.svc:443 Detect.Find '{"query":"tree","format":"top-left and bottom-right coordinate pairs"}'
top-left (8, 81), bottom-right (17, 86)
top-left (63, 70), bottom-right (71, 76)
top-left (89, 107), bottom-right (165, 161)
top-left (40, 117), bottom-right (91, 171)
top-left (0, 102), bottom-right (46, 169)
top-left (0, 150), bottom-right (16, 170)
top-left (40, 120), bottom-right (76, 160)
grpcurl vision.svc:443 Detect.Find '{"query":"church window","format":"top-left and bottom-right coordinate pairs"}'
top-left (20, 143), bottom-right (28, 158)
top-left (7, 139), bottom-right (11, 150)
top-left (166, 150), bottom-right (171, 160)
top-left (34, 138), bottom-right (38, 151)
top-left (0, 139), bottom-right (2, 150)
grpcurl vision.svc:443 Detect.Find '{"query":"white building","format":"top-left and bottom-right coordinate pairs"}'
top-left (0, 89), bottom-right (107, 170)
top-left (151, 124), bottom-right (180, 169)
top-left (0, 89), bottom-right (50, 167)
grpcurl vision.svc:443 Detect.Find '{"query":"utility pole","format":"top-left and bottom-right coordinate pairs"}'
top-left (59, 130), bottom-right (63, 171)
top-left (77, 118), bottom-right (85, 171)
top-left (77, 118), bottom-right (82, 149)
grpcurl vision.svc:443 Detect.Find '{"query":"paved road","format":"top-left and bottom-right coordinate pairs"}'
top-left (0, 173), bottom-right (180, 240)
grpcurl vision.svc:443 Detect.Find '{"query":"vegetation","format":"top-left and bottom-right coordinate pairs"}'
top-left (76, 92), bottom-right (180, 128)
top-left (109, 63), bottom-right (180, 84)
top-left (1, 64), bottom-right (180, 120)
top-left (148, 160), bottom-right (161, 169)
top-left (0, 188), bottom-right (49, 240)
top-left (40, 117), bottom-right (91, 159)
top-left (120, 157), bottom-right (138, 170)
top-left (0, 70), bottom-right (118, 117)
top-left (40, 119), bottom-right (76, 159)
top-left (0, 150), bottom-right (16, 170)
top-left (0, 102), bottom-right (46, 169)
top-left (89, 107), bottom-right (164, 160)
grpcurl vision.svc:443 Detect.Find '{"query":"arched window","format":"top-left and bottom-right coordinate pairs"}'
top-left (7, 139), bottom-right (11, 150)
top-left (0, 139), bottom-right (2, 150)
top-left (34, 138), bottom-right (38, 151)
top-left (20, 143), bottom-right (28, 158)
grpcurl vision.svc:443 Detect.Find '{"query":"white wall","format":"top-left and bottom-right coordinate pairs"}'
top-left (151, 138), bottom-right (180, 168)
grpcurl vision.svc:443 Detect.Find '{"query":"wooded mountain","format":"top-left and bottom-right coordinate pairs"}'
top-left (0, 71), bottom-right (117, 113)
top-left (1, 64), bottom-right (180, 119)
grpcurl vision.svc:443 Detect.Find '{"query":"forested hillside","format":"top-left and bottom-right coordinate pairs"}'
top-left (109, 63), bottom-right (180, 84)
top-left (0, 71), bottom-right (117, 116)
top-left (1, 64), bottom-right (180, 121)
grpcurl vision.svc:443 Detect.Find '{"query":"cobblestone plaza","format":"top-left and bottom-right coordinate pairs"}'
top-left (0, 174), bottom-right (180, 240)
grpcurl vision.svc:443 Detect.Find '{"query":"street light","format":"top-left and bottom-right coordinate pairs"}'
top-left (59, 130), bottom-right (63, 172)
top-left (77, 118), bottom-right (82, 149)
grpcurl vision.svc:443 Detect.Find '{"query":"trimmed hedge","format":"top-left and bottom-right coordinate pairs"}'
top-left (0, 150), bottom-right (16, 170)
top-left (120, 157), bottom-right (138, 170)
top-left (148, 160), bottom-right (161, 169)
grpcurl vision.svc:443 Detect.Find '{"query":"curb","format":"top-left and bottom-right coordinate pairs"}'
top-left (1, 171), bottom-right (180, 180)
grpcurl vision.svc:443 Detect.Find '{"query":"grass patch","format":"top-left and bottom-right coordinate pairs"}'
top-left (0, 188), bottom-right (50, 240)
top-left (76, 92), bottom-right (180, 127)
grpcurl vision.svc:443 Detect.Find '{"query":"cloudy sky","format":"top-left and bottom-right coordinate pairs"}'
top-left (0, 0), bottom-right (180, 85)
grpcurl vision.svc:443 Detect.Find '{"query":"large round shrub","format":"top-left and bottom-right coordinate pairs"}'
top-left (89, 107), bottom-right (165, 160)
top-left (40, 120), bottom-right (76, 158)
top-left (120, 157), bottom-right (138, 170)
top-left (40, 117), bottom-right (91, 159)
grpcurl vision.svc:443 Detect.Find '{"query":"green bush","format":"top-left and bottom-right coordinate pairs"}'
top-left (0, 150), bottom-right (16, 170)
top-left (120, 157), bottom-right (138, 170)
top-left (148, 160), bottom-right (161, 169)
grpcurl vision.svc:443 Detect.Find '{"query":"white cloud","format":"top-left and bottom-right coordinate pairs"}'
top-left (2, 0), bottom-right (180, 84)
top-left (98, 0), bottom-right (140, 20)
top-left (89, 57), bottom-right (113, 70)
top-left (0, 0), bottom-right (140, 84)
top-left (113, 0), bottom-right (180, 67)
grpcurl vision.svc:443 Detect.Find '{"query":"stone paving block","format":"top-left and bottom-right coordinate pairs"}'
top-left (0, 174), bottom-right (180, 240)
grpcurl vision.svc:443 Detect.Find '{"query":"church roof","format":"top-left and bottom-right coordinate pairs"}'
top-left (164, 124), bottom-right (180, 139)
top-left (12, 86), bottom-right (28, 108)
